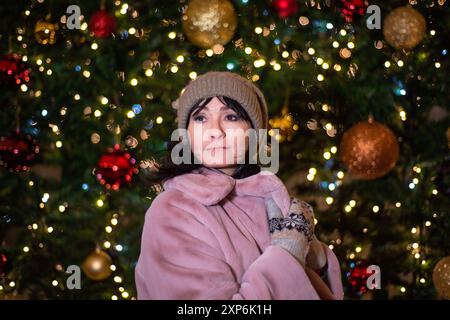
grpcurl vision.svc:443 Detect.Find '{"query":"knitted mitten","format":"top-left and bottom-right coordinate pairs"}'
top-left (265, 197), bottom-right (315, 266)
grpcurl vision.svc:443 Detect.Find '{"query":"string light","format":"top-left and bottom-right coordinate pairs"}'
top-left (176, 55), bottom-right (184, 63)
top-left (189, 71), bottom-right (197, 79)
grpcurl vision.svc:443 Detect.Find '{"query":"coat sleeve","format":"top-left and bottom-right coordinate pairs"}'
top-left (135, 193), bottom-right (343, 300)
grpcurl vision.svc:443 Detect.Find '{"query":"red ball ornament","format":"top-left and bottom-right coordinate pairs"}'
top-left (0, 252), bottom-right (8, 276)
top-left (347, 260), bottom-right (371, 296)
top-left (0, 54), bottom-right (31, 90)
top-left (95, 144), bottom-right (138, 191)
top-left (340, 0), bottom-right (367, 23)
top-left (0, 132), bottom-right (39, 172)
top-left (89, 10), bottom-right (116, 38)
top-left (273, 0), bottom-right (298, 19)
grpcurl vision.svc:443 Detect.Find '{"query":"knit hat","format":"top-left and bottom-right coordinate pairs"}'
top-left (171, 71), bottom-right (268, 130)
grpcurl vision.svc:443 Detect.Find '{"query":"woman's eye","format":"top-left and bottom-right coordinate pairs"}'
top-left (225, 114), bottom-right (239, 121)
top-left (193, 115), bottom-right (206, 122)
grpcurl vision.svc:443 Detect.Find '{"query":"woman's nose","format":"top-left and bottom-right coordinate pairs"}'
top-left (207, 118), bottom-right (225, 139)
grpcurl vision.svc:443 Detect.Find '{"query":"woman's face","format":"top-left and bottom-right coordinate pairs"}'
top-left (187, 96), bottom-right (252, 172)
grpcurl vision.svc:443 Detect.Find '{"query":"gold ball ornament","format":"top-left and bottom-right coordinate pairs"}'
top-left (269, 107), bottom-right (296, 143)
top-left (0, 292), bottom-right (26, 300)
top-left (34, 20), bottom-right (58, 45)
top-left (433, 256), bottom-right (450, 299)
top-left (182, 0), bottom-right (238, 49)
top-left (81, 249), bottom-right (112, 281)
top-left (340, 119), bottom-right (399, 180)
top-left (383, 6), bottom-right (426, 50)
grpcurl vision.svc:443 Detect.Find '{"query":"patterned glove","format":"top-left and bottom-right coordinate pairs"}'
top-left (265, 196), bottom-right (315, 266)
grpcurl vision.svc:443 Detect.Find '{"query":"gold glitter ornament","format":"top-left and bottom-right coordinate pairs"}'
top-left (269, 107), bottom-right (295, 142)
top-left (383, 6), bottom-right (426, 50)
top-left (340, 118), bottom-right (399, 180)
top-left (34, 20), bottom-right (58, 45)
top-left (433, 256), bottom-right (450, 299)
top-left (82, 249), bottom-right (112, 281)
top-left (182, 0), bottom-right (238, 49)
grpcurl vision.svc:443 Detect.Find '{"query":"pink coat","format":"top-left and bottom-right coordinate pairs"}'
top-left (135, 166), bottom-right (344, 299)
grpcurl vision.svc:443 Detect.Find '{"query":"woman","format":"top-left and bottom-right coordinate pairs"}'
top-left (135, 71), bottom-right (344, 300)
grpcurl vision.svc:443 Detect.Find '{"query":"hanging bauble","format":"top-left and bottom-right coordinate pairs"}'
top-left (273, 0), bottom-right (298, 18)
top-left (269, 107), bottom-right (295, 142)
top-left (82, 249), bottom-right (112, 281)
top-left (0, 54), bottom-right (31, 90)
top-left (433, 256), bottom-right (450, 299)
top-left (0, 132), bottom-right (39, 172)
top-left (34, 20), bottom-right (58, 45)
top-left (340, 118), bottom-right (399, 180)
top-left (94, 144), bottom-right (138, 191)
top-left (383, 6), bottom-right (426, 51)
top-left (0, 252), bottom-right (8, 276)
top-left (0, 293), bottom-right (26, 300)
top-left (339, 0), bottom-right (367, 23)
top-left (89, 10), bottom-right (117, 38)
top-left (182, 0), bottom-right (238, 49)
top-left (346, 260), bottom-right (370, 296)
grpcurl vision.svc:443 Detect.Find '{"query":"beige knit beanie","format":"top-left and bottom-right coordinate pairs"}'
top-left (171, 71), bottom-right (268, 130)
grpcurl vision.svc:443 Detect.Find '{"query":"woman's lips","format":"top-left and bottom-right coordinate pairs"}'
top-left (206, 147), bottom-right (229, 150)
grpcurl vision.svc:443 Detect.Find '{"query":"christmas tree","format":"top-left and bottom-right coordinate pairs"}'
top-left (0, 0), bottom-right (449, 300)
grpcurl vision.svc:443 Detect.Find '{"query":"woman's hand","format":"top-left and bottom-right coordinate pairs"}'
top-left (306, 235), bottom-right (328, 271)
top-left (265, 197), bottom-right (315, 266)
